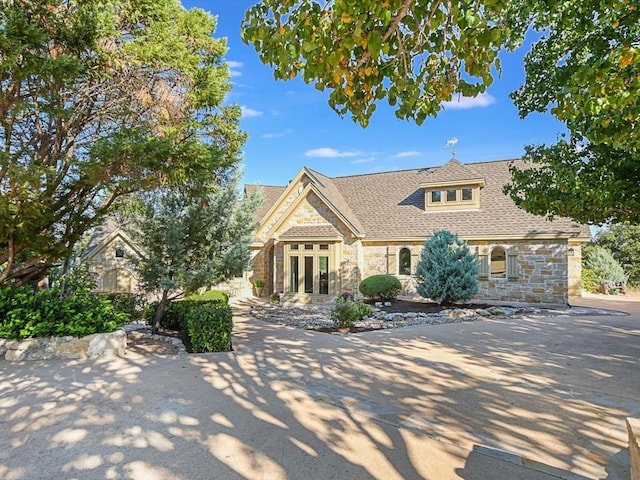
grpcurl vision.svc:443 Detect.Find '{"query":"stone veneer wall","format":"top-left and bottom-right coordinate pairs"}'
top-left (360, 239), bottom-right (574, 305)
top-left (85, 235), bottom-right (140, 293)
top-left (473, 240), bottom-right (569, 304)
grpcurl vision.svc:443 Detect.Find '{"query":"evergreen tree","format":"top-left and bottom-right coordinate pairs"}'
top-left (594, 224), bottom-right (640, 286)
top-left (583, 246), bottom-right (628, 286)
top-left (122, 170), bottom-right (261, 333)
top-left (415, 230), bottom-right (479, 306)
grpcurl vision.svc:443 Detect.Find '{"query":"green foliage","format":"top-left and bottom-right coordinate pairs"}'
top-left (415, 230), bottom-right (479, 305)
top-left (1, 0), bottom-right (245, 286)
top-left (242, 1), bottom-right (639, 225)
top-left (0, 286), bottom-right (128, 339)
top-left (504, 138), bottom-right (640, 224)
top-left (99, 293), bottom-right (146, 321)
top-left (581, 268), bottom-right (599, 293)
top-left (122, 169), bottom-right (260, 331)
top-left (144, 299), bottom-right (228, 331)
top-left (358, 274), bottom-right (401, 301)
top-left (594, 224), bottom-right (640, 286)
top-left (330, 296), bottom-right (371, 329)
top-left (241, 0), bottom-right (522, 127)
top-left (187, 290), bottom-right (230, 304)
top-left (583, 246), bottom-right (628, 285)
top-left (185, 305), bottom-right (233, 353)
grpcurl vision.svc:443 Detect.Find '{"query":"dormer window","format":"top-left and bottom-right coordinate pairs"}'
top-left (422, 180), bottom-right (484, 211)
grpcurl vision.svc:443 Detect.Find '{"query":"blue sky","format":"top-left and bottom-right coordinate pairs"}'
top-left (185, 0), bottom-right (565, 187)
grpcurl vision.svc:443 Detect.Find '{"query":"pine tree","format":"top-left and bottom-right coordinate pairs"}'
top-left (415, 230), bottom-right (479, 305)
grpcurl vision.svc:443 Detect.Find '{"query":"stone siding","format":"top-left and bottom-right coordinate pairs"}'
top-left (473, 241), bottom-right (570, 304)
top-left (360, 239), bottom-right (575, 305)
top-left (85, 234), bottom-right (140, 294)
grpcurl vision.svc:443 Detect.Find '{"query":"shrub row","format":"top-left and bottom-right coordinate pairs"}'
top-left (0, 286), bottom-right (129, 339)
top-left (145, 295), bottom-right (232, 353)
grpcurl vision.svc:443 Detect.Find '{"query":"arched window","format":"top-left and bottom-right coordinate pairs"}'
top-left (490, 247), bottom-right (506, 279)
top-left (399, 248), bottom-right (412, 276)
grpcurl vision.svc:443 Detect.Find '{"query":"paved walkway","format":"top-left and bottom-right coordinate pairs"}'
top-left (1, 295), bottom-right (638, 479)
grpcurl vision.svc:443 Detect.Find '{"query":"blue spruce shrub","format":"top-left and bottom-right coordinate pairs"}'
top-left (415, 230), bottom-right (479, 305)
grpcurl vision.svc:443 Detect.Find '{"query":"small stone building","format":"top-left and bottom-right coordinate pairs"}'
top-left (245, 158), bottom-right (590, 305)
top-left (81, 218), bottom-right (142, 294)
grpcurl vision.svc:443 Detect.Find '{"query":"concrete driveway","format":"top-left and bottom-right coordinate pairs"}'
top-left (1, 296), bottom-right (638, 480)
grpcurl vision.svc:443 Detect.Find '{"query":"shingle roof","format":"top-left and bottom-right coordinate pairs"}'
top-left (249, 159), bottom-right (590, 240)
top-left (245, 184), bottom-right (286, 222)
top-left (81, 217), bottom-right (120, 259)
top-left (280, 224), bottom-right (343, 239)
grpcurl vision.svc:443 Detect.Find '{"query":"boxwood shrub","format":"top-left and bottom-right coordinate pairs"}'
top-left (0, 286), bottom-right (129, 339)
top-left (358, 274), bottom-right (401, 301)
top-left (185, 305), bottom-right (233, 352)
top-left (144, 297), bottom-right (228, 331)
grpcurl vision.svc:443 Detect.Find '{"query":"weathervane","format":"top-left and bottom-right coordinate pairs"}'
top-left (443, 137), bottom-right (458, 159)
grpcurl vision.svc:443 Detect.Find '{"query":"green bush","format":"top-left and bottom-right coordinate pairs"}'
top-left (330, 296), bottom-right (372, 329)
top-left (415, 230), bottom-right (479, 305)
top-left (584, 246), bottom-right (628, 285)
top-left (581, 267), bottom-right (599, 293)
top-left (185, 305), bottom-right (233, 352)
top-left (144, 298), bottom-right (229, 330)
top-left (187, 290), bottom-right (229, 303)
top-left (0, 286), bottom-right (129, 339)
top-left (358, 274), bottom-right (401, 300)
top-left (100, 293), bottom-right (146, 320)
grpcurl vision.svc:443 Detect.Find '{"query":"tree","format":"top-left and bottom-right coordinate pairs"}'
top-left (583, 246), bottom-right (628, 287)
top-left (594, 224), bottom-right (640, 286)
top-left (0, 0), bottom-right (244, 286)
top-left (123, 170), bottom-right (261, 333)
top-left (241, 0), bottom-right (524, 127)
top-left (415, 230), bottom-right (479, 305)
top-left (242, 1), bottom-right (640, 224)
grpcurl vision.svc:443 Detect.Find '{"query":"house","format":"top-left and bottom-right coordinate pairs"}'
top-left (245, 158), bottom-right (591, 305)
top-left (81, 218), bottom-right (142, 293)
top-left (80, 218), bottom-right (253, 298)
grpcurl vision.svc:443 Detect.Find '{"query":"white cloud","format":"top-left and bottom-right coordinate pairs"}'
top-left (350, 156), bottom-right (375, 164)
top-left (441, 93), bottom-right (495, 110)
top-left (262, 129), bottom-right (292, 139)
top-left (240, 106), bottom-right (263, 118)
top-left (305, 147), bottom-right (361, 158)
top-left (392, 151), bottom-right (421, 158)
top-left (227, 61), bottom-right (243, 78)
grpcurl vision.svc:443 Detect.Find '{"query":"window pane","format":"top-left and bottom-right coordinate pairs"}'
top-left (304, 256), bottom-right (314, 293)
top-left (491, 247), bottom-right (506, 278)
top-left (289, 256), bottom-right (299, 292)
top-left (446, 189), bottom-right (457, 202)
top-left (319, 256), bottom-right (329, 294)
top-left (290, 244), bottom-right (299, 250)
top-left (304, 244), bottom-right (313, 250)
top-left (115, 248), bottom-right (125, 258)
top-left (431, 190), bottom-right (441, 203)
top-left (399, 248), bottom-right (411, 275)
top-left (319, 244), bottom-right (329, 250)
top-left (462, 188), bottom-right (473, 201)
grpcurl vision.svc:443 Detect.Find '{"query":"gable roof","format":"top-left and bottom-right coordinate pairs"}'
top-left (248, 159), bottom-right (591, 241)
top-left (81, 217), bottom-right (143, 260)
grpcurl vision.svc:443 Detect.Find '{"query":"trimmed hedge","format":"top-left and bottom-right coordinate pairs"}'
top-left (358, 274), bottom-right (401, 301)
top-left (186, 305), bottom-right (233, 352)
top-left (99, 293), bottom-right (146, 321)
top-left (144, 298), bottom-right (228, 331)
top-left (187, 290), bottom-right (229, 303)
top-left (0, 286), bottom-right (129, 339)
